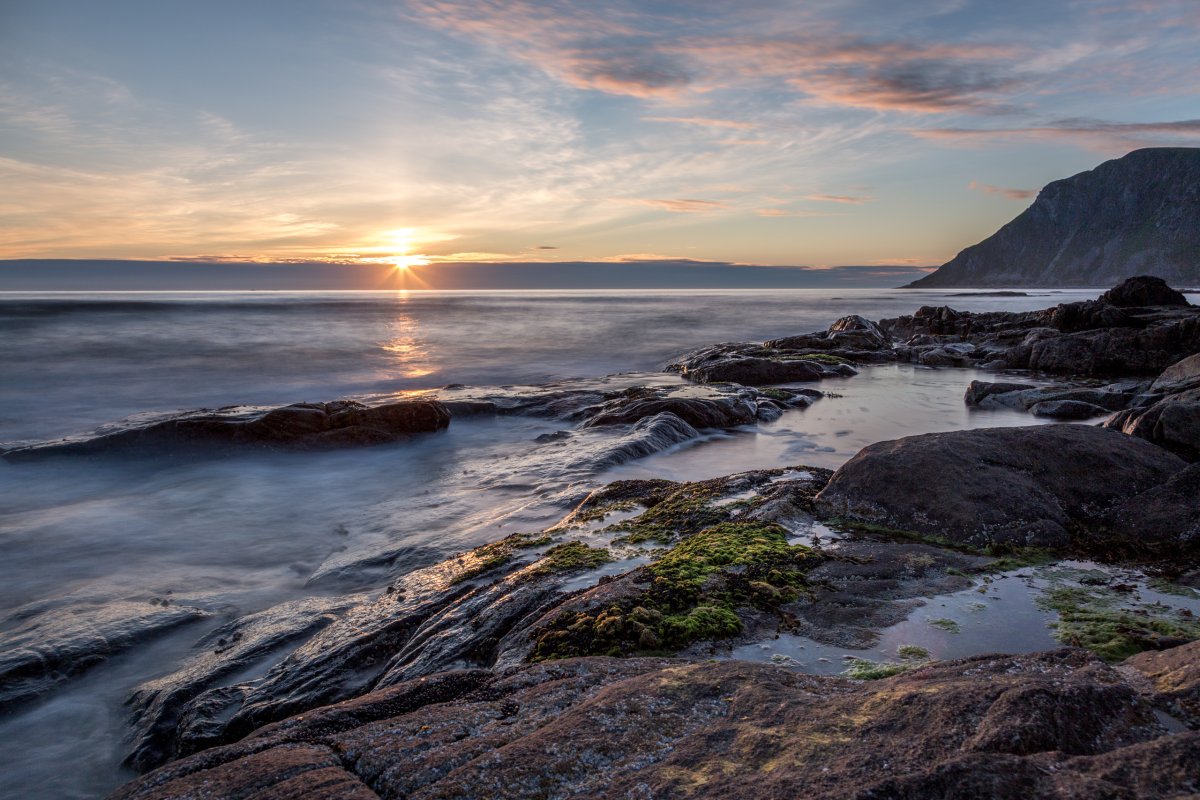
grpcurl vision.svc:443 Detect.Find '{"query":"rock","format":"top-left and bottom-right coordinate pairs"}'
top-left (964, 380), bottom-right (1037, 406)
top-left (1107, 387), bottom-right (1200, 460)
top-left (0, 596), bottom-right (209, 709)
top-left (110, 647), bottom-right (1200, 800)
top-left (582, 396), bottom-right (757, 429)
top-left (1029, 399), bottom-right (1110, 419)
top-left (568, 413), bottom-right (702, 472)
top-left (3, 399), bottom-right (452, 460)
top-left (1105, 463), bottom-right (1200, 551)
top-left (680, 356), bottom-right (827, 385)
top-left (906, 149), bottom-right (1200, 288)
top-left (123, 595), bottom-right (366, 771)
top-left (813, 425), bottom-right (1186, 551)
top-left (1102, 275), bottom-right (1190, 308)
top-left (1153, 352), bottom-right (1200, 392)
top-left (880, 281), bottom-right (1200, 377)
top-left (1121, 640), bottom-right (1200, 727)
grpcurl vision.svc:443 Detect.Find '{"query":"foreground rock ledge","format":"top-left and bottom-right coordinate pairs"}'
top-left (110, 645), bottom-right (1200, 800)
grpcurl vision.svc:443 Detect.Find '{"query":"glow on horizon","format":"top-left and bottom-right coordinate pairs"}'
top-left (1, 1), bottom-right (1198, 270)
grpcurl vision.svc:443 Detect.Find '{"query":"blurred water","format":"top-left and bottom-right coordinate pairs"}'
top-left (0, 288), bottom-right (1101, 798)
top-left (0, 288), bottom-right (1093, 442)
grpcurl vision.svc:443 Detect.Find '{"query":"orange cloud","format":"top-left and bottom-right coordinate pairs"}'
top-left (622, 198), bottom-right (729, 213)
top-left (804, 193), bottom-right (873, 204)
top-left (968, 180), bottom-right (1036, 200)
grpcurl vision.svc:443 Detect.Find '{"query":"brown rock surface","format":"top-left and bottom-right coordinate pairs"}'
top-left (110, 648), bottom-right (1198, 800)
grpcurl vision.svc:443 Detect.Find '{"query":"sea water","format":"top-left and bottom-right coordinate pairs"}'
top-left (0, 287), bottom-right (1117, 797)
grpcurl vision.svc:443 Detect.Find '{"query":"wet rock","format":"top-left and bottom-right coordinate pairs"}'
top-left (3, 399), bottom-right (452, 460)
top-left (668, 315), bottom-right (888, 386)
top-left (813, 425), bottom-right (1186, 551)
top-left (110, 648), bottom-right (1197, 800)
top-left (681, 355), bottom-right (829, 385)
top-left (582, 395), bottom-right (756, 429)
top-left (123, 595), bottom-right (366, 771)
top-left (571, 412), bottom-right (700, 470)
top-left (964, 380), bottom-right (1037, 406)
top-left (0, 596), bottom-right (209, 709)
top-left (1029, 399), bottom-right (1110, 419)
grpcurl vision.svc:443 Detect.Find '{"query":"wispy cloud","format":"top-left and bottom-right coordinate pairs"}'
top-left (968, 180), bottom-right (1036, 200)
top-left (804, 193), bottom-right (873, 204)
top-left (622, 198), bottom-right (729, 213)
top-left (645, 116), bottom-right (757, 130)
top-left (917, 118), bottom-right (1200, 151)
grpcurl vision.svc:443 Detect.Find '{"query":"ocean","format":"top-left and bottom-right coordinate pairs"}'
top-left (0, 287), bottom-right (1110, 797)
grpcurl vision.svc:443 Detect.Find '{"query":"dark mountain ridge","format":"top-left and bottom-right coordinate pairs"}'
top-left (908, 147), bottom-right (1200, 288)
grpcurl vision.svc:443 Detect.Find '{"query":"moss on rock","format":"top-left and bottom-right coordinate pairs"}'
top-left (531, 521), bottom-right (822, 661)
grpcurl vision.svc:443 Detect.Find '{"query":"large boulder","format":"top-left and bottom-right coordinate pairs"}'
top-left (813, 425), bottom-right (1186, 551)
top-left (1101, 275), bottom-right (1190, 308)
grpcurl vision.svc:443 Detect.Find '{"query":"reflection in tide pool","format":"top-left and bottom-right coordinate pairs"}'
top-left (601, 363), bottom-right (1058, 481)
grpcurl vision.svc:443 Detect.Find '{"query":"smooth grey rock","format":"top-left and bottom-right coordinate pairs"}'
top-left (813, 425), bottom-right (1186, 550)
top-left (1029, 400), bottom-right (1109, 419)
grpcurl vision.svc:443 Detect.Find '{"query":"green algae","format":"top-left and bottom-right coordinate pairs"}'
top-left (928, 618), bottom-right (961, 633)
top-left (1147, 578), bottom-right (1200, 599)
top-left (897, 644), bottom-right (930, 660)
top-left (525, 541), bottom-right (612, 580)
top-left (531, 521), bottom-right (822, 661)
top-left (1036, 586), bottom-right (1200, 662)
top-left (779, 352), bottom-right (851, 365)
top-left (842, 658), bottom-right (913, 680)
top-left (608, 484), bottom-right (729, 545)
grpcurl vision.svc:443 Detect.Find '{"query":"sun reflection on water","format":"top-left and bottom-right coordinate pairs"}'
top-left (381, 302), bottom-right (436, 380)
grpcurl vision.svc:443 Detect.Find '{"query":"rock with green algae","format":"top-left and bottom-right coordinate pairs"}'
top-left (528, 521), bottom-right (825, 661)
top-left (109, 646), bottom-right (1200, 800)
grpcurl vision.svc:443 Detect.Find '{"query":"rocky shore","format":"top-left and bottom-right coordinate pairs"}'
top-left (4, 277), bottom-right (1200, 799)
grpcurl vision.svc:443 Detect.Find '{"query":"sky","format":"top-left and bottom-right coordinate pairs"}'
top-left (1, 0), bottom-right (1198, 284)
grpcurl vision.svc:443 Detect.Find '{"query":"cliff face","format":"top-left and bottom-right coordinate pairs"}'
top-left (908, 148), bottom-right (1200, 288)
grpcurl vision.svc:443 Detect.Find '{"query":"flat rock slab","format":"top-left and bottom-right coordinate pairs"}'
top-left (813, 424), bottom-right (1186, 550)
top-left (3, 399), bottom-right (452, 460)
top-left (110, 647), bottom-right (1198, 800)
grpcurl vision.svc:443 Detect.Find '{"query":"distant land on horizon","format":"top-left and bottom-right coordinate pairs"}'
top-left (0, 259), bottom-right (933, 291)
top-left (909, 148), bottom-right (1200, 289)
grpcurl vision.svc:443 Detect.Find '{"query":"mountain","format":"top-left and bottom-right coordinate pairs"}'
top-left (907, 148), bottom-right (1200, 288)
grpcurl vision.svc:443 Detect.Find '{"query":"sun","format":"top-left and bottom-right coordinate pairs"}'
top-left (392, 254), bottom-right (429, 272)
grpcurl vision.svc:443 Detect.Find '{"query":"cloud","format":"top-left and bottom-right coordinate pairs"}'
top-left (645, 116), bottom-right (757, 130)
top-left (536, 245), bottom-right (558, 249)
top-left (406, 2), bottom-right (1026, 111)
top-left (755, 208), bottom-right (837, 218)
top-left (917, 118), bottom-right (1200, 150)
top-left (968, 180), bottom-right (1036, 200)
top-left (804, 193), bottom-right (873, 204)
top-left (622, 198), bottom-right (729, 213)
